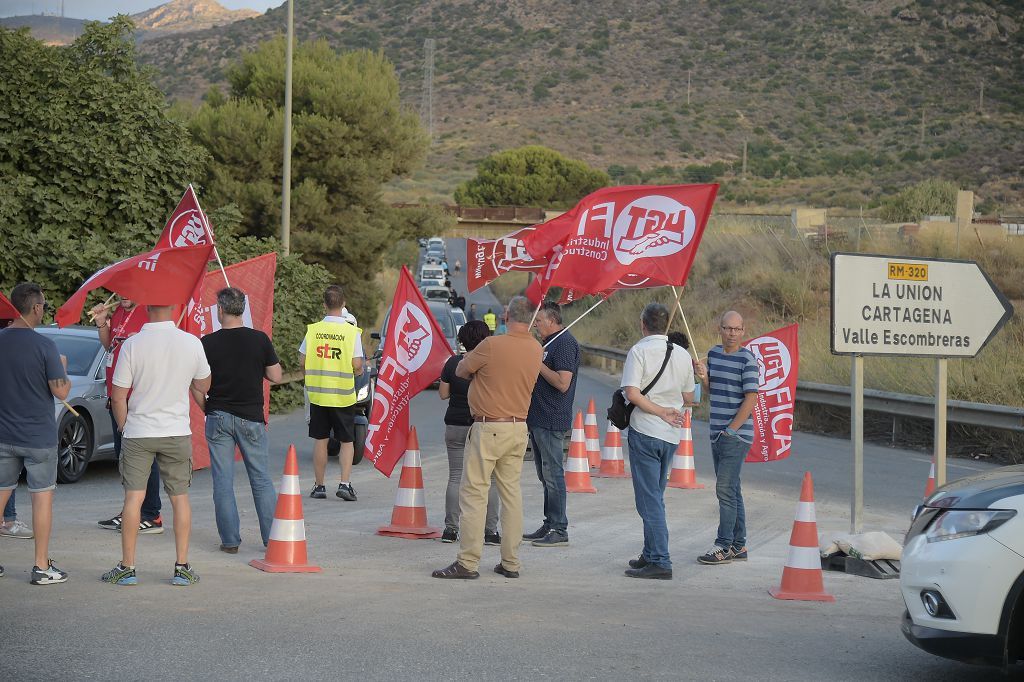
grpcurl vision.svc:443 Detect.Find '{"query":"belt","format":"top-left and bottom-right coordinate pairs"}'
top-left (474, 416), bottom-right (523, 423)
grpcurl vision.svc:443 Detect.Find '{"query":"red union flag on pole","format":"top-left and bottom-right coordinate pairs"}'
top-left (55, 244), bottom-right (214, 327)
top-left (158, 185), bottom-right (214, 249)
top-left (743, 324), bottom-right (799, 463)
top-left (365, 266), bottom-right (453, 476)
top-left (522, 184), bottom-right (718, 296)
top-left (466, 225), bottom-right (548, 293)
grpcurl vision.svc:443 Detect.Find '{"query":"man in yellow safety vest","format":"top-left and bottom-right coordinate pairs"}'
top-left (299, 285), bottom-right (364, 501)
top-left (483, 308), bottom-right (497, 332)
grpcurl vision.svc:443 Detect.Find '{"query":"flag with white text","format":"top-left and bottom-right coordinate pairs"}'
top-left (743, 324), bottom-right (799, 463)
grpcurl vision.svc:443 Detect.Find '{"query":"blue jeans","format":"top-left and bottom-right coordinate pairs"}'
top-left (111, 410), bottom-right (161, 520)
top-left (627, 429), bottom-right (675, 569)
top-left (711, 432), bottom-right (748, 550)
top-left (529, 426), bottom-right (568, 533)
top-left (3, 488), bottom-right (14, 521)
top-left (206, 411), bottom-right (277, 548)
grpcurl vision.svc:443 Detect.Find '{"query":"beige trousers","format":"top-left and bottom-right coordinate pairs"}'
top-left (457, 421), bottom-right (527, 572)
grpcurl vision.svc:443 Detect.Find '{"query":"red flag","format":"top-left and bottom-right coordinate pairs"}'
top-left (187, 253), bottom-right (277, 469)
top-left (157, 185), bottom-right (215, 249)
top-left (55, 244), bottom-right (215, 328)
top-left (466, 225), bottom-right (548, 293)
top-left (365, 265), bottom-right (453, 476)
top-left (522, 184), bottom-right (718, 295)
top-left (0, 292), bottom-right (19, 321)
top-left (743, 324), bottom-right (799, 463)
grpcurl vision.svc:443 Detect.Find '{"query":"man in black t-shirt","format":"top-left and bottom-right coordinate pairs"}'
top-left (192, 287), bottom-right (283, 553)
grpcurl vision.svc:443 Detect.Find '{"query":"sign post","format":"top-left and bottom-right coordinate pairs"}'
top-left (831, 253), bottom-right (1012, 522)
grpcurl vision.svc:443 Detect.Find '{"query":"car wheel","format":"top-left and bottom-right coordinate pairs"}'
top-left (353, 422), bottom-right (366, 465)
top-left (56, 410), bottom-right (93, 484)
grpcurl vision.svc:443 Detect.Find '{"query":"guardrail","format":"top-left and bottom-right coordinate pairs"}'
top-left (579, 343), bottom-right (1024, 433)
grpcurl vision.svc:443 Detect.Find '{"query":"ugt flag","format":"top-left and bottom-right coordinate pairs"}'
top-left (55, 244), bottom-right (214, 328)
top-left (522, 184), bottom-right (718, 296)
top-left (186, 253), bottom-right (277, 469)
top-left (0, 291), bottom-right (19, 321)
top-left (158, 185), bottom-right (214, 249)
top-left (743, 324), bottom-right (799, 463)
top-left (365, 265), bottom-right (453, 476)
top-left (467, 225), bottom-right (547, 293)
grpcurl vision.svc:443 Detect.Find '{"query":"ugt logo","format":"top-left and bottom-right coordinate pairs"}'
top-left (316, 343), bottom-right (342, 360)
top-left (747, 337), bottom-right (792, 392)
top-left (168, 211), bottom-right (209, 248)
top-left (612, 195), bottom-right (696, 265)
top-left (395, 302), bottom-right (433, 372)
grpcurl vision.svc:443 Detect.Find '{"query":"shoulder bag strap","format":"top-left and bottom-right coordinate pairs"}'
top-left (639, 341), bottom-right (674, 396)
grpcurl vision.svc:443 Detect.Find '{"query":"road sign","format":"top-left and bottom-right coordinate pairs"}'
top-left (831, 253), bottom-right (1013, 358)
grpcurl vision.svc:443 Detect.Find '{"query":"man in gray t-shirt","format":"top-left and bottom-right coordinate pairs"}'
top-left (0, 283), bottom-right (71, 585)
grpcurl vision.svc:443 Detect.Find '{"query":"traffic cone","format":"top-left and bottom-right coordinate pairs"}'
top-left (565, 411), bottom-right (597, 493)
top-left (592, 421), bottom-right (630, 478)
top-left (923, 457), bottom-right (936, 499)
top-left (584, 398), bottom-right (602, 468)
top-left (250, 445), bottom-right (321, 573)
top-left (667, 410), bottom-right (704, 489)
top-left (377, 427), bottom-right (442, 539)
top-left (769, 472), bottom-right (835, 602)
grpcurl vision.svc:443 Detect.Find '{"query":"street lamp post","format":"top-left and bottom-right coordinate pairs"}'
top-left (280, 0), bottom-right (294, 256)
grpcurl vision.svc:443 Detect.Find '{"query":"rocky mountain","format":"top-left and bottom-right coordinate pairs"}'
top-left (127, 1), bottom-right (1024, 207)
top-left (132, 0), bottom-right (260, 36)
top-left (0, 15), bottom-right (88, 45)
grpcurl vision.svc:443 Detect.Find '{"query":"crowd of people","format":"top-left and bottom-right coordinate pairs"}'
top-left (1, 276), bottom-right (759, 585)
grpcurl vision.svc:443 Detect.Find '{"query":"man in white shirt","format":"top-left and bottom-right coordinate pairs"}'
top-left (103, 305), bottom-right (211, 587)
top-left (620, 303), bottom-right (695, 580)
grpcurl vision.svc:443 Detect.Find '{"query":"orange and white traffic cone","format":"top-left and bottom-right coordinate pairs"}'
top-left (923, 457), bottom-right (936, 499)
top-left (565, 411), bottom-right (597, 493)
top-left (584, 398), bottom-right (601, 468)
top-left (250, 444), bottom-right (321, 573)
top-left (667, 410), bottom-right (704, 490)
top-left (377, 427), bottom-right (442, 539)
top-left (592, 421), bottom-right (630, 478)
top-left (769, 472), bottom-right (835, 602)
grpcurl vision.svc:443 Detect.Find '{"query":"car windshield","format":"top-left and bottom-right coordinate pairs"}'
top-left (428, 305), bottom-right (455, 338)
top-left (425, 289), bottom-right (449, 300)
top-left (43, 334), bottom-right (101, 376)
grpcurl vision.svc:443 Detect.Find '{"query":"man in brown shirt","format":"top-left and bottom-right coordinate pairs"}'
top-left (432, 295), bottom-right (542, 580)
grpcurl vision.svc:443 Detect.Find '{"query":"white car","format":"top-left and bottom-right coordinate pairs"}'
top-left (901, 464), bottom-right (1024, 669)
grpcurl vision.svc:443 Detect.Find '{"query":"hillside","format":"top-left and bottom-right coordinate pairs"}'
top-left (132, 0), bottom-right (260, 37)
top-left (0, 15), bottom-right (87, 44)
top-left (136, 0), bottom-right (1024, 208)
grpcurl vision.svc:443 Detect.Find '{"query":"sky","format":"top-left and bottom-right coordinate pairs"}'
top-left (0, 1), bottom-right (284, 20)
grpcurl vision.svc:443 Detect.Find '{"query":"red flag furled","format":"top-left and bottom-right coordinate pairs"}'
top-left (157, 185), bottom-right (215, 249)
top-left (743, 324), bottom-right (799, 463)
top-left (187, 253), bottom-right (277, 469)
top-left (522, 184), bottom-right (718, 297)
top-left (0, 291), bottom-right (19, 321)
top-left (55, 244), bottom-right (214, 328)
top-left (466, 225), bottom-right (547, 293)
top-left (365, 265), bottom-right (453, 476)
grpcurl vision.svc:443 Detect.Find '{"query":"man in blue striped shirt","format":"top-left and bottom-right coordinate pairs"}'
top-left (695, 311), bottom-right (759, 565)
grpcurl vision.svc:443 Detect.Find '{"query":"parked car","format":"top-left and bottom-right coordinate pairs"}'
top-left (426, 237), bottom-right (445, 250)
top-left (34, 326), bottom-right (117, 483)
top-left (901, 464), bottom-right (1024, 669)
top-left (421, 286), bottom-right (453, 303)
top-left (419, 265), bottom-right (445, 283)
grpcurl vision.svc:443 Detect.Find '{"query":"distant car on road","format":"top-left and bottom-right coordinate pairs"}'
top-left (901, 464), bottom-right (1024, 669)
top-left (419, 265), bottom-right (445, 283)
top-left (421, 286), bottom-right (453, 303)
top-left (35, 326), bottom-right (117, 483)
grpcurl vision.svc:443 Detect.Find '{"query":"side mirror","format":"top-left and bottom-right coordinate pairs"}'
top-left (370, 331), bottom-right (380, 341)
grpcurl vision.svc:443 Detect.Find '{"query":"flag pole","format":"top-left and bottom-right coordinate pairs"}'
top-left (668, 286), bottom-right (699, 362)
top-left (528, 299), bottom-right (543, 328)
top-left (543, 296), bottom-right (607, 348)
top-left (86, 292), bottom-right (118, 322)
top-left (666, 285), bottom-right (685, 328)
top-left (190, 184), bottom-right (230, 287)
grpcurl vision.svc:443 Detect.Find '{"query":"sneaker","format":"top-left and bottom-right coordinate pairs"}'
top-left (101, 562), bottom-right (137, 586)
top-left (484, 531), bottom-right (502, 546)
top-left (730, 547), bottom-right (748, 561)
top-left (628, 554), bottom-right (649, 569)
top-left (336, 483), bottom-right (357, 501)
top-left (31, 559), bottom-right (69, 585)
top-left (531, 530), bottom-right (569, 547)
top-left (522, 525), bottom-right (549, 540)
top-left (171, 563), bottom-right (200, 586)
top-left (98, 514), bottom-right (123, 531)
top-left (310, 484), bottom-right (327, 499)
top-left (624, 564), bottom-right (673, 580)
top-left (138, 516), bottom-right (164, 535)
top-left (697, 546), bottom-right (733, 565)
top-left (0, 564), bottom-right (4, 577)
top-left (0, 519), bottom-right (34, 538)
top-left (440, 527), bottom-right (458, 543)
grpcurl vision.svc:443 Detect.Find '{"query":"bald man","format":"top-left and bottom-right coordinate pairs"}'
top-left (694, 311), bottom-right (759, 565)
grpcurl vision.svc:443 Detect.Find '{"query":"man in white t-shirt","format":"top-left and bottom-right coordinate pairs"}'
top-left (103, 305), bottom-right (211, 587)
top-left (619, 302), bottom-right (695, 580)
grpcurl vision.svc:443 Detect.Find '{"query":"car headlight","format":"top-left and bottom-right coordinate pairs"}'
top-left (925, 509), bottom-right (1016, 543)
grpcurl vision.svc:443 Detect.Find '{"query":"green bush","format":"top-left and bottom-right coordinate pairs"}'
top-left (880, 179), bottom-right (958, 222)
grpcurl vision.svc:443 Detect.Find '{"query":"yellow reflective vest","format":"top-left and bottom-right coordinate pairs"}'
top-left (303, 320), bottom-right (361, 408)
top-left (483, 312), bottom-right (497, 331)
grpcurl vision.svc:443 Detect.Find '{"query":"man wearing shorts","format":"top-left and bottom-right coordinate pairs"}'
top-left (0, 283), bottom-right (71, 584)
top-left (103, 304), bottom-right (211, 586)
top-left (300, 285), bottom-right (364, 501)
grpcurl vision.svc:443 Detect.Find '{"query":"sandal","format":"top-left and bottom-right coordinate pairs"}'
top-left (431, 561), bottom-right (479, 579)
